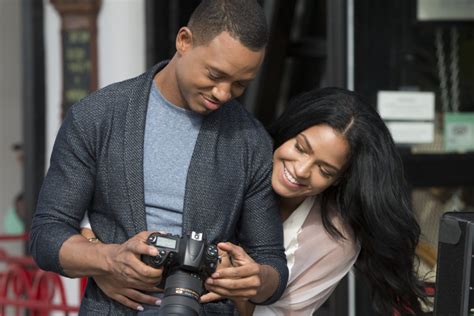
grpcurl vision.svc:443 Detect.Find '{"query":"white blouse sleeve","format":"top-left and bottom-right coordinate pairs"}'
top-left (80, 211), bottom-right (92, 229)
top-left (254, 198), bottom-right (360, 316)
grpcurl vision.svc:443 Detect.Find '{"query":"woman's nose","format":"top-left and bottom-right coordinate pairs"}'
top-left (294, 159), bottom-right (312, 179)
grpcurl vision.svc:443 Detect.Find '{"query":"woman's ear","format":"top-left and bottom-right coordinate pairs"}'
top-left (176, 27), bottom-right (193, 55)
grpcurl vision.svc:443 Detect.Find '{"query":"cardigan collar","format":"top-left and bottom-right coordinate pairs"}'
top-left (123, 61), bottom-right (224, 235)
top-left (124, 62), bottom-right (166, 233)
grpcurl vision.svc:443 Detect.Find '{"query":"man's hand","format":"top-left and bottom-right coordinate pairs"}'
top-left (101, 231), bottom-right (164, 289)
top-left (93, 274), bottom-right (162, 311)
top-left (60, 230), bottom-right (164, 294)
top-left (201, 242), bottom-right (278, 304)
top-left (74, 230), bottom-right (165, 311)
top-left (200, 243), bottom-right (231, 303)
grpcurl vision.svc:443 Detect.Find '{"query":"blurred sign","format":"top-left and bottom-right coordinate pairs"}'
top-left (51, 0), bottom-right (101, 117)
top-left (377, 91), bottom-right (435, 144)
top-left (444, 113), bottom-right (474, 152)
top-left (378, 91), bottom-right (435, 120)
top-left (62, 29), bottom-right (92, 109)
top-left (417, 0), bottom-right (474, 21)
top-left (386, 122), bottom-right (434, 144)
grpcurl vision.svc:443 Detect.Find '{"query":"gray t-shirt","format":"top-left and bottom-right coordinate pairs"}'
top-left (144, 82), bottom-right (203, 236)
top-left (138, 82), bottom-right (203, 314)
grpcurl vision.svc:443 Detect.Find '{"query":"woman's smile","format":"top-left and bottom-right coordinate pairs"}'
top-left (283, 164), bottom-right (303, 187)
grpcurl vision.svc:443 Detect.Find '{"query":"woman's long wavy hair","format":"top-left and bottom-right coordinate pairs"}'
top-left (268, 87), bottom-right (427, 315)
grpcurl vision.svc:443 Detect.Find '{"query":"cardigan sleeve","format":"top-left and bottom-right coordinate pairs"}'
top-left (236, 131), bottom-right (289, 305)
top-left (29, 107), bottom-right (97, 276)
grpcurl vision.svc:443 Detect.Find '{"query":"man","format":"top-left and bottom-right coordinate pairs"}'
top-left (29, 0), bottom-right (287, 314)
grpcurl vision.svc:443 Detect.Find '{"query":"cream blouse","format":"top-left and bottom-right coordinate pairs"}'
top-left (254, 196), bottom-right (360, 315)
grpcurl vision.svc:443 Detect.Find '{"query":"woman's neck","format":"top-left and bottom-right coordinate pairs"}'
top-left (279, 196), bottom-right (306, 222)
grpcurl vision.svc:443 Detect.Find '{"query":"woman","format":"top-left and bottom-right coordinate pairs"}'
top-left (82, 87), bottom-right (426, 315)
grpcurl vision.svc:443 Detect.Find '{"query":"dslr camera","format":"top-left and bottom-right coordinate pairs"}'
top-left (142, 231), bottom-right (219, 315)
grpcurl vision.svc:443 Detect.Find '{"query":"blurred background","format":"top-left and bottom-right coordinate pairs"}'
top-left (0, 0), bottom-right (473, 315)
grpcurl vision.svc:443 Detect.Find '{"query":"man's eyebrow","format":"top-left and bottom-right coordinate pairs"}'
top-left (208, 66), bottom-right (229, 77)
top-left (208, 66), bottom-right (254, 84)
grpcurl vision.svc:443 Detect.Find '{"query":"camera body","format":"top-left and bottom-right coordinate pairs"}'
top-left (142, 231), bottom-right (219, 315)
top-left (143, 231), bottom-right (219, 283)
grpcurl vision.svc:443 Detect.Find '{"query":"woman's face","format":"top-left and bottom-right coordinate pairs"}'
top-left (272, 124), bottom-right (350, 203)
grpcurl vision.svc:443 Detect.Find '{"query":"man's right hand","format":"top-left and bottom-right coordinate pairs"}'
top-left (59, 230), bottom-right (165, 309)
top-left (93, 273), bottom-right (162, 311)
top-left (102, 231), bottom-right (164, 289)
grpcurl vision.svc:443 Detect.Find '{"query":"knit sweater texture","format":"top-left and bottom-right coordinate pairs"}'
top-left (29, 62), bottom-right (288, 315)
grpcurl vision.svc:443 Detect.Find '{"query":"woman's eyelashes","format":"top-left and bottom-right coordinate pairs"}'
top-left (294, 140), bottom-right (335, 179)
top-left (319, 167), bottom-right (333, 179)
top-left (294, 141), bottom-right (305, 153)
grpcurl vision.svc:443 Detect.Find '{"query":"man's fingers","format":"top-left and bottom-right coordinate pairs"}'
top-left (200, 291), bottom-right (222, 303)
top-left (128, 279), bottom-right (163, 292)
top-left (124, 289), bottom-right (162, 306)
top-left (206, 274), bottom-right (261, 290)
top-left (212, 264), bottom-right (260, 279)
top-left (109, 268), bottom-right (162, 290)
top-left (217, 242), bottom-right (254, 266)
top-left (126, 273), bottom-right (162, 288)
top-left (217, 242), bottom-right (245, 259)
top-left (204, 283), bottom-right (257, 299)
top-left (126, 237), bottom-right (158, 257)
top-left (115, 260), bottom-right (162, 286)
top-left (113, 294), bottom-right (144, 311)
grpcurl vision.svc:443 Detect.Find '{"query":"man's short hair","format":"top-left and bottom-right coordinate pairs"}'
top-left (188, 0), bottom-right (268, 51)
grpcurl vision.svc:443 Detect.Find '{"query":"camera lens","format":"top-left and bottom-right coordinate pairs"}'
top-left (159, 270), bottom-right (204, 316)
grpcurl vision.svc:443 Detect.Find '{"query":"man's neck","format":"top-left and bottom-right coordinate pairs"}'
top-left (153, 58), bottom-right (183, 108)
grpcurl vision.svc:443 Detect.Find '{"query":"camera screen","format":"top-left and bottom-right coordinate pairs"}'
top-left (155, 236), bottom-right (177, 249)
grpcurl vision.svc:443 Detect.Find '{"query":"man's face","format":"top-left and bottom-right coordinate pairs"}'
top-left (173, 30), bottom-right (265, 114)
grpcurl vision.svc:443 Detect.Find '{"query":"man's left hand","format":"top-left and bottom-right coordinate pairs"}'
top-left (201, 242), bottom-right (276, 303)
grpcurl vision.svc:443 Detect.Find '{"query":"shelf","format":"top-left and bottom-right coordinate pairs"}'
top-left (401, 151), bottom-right (474, 187)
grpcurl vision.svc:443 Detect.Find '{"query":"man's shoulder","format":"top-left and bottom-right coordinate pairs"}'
top-left (75, 73), bottom-right (145, 110)
top-left (220, 100), bottom-right (270, 137)
top-left (67, 69), bottom-right (152, 127)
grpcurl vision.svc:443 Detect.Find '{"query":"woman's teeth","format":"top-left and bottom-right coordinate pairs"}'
top-left (284, 166), bottom-right (300, 185)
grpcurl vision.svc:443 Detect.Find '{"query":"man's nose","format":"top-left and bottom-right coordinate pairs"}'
top-left (212, 82), bottom-right (232, 103)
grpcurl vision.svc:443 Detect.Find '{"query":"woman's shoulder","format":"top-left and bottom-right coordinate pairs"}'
top-left (269, 198), bottom-right (359, 315)
top-left (302, 198), bottom-right (360, 257)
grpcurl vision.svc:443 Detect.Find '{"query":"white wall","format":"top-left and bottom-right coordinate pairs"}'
top-left (0, 0), bottom-right (22, 232)
top-left (43, 0), bottom-right (146, 312)
top-left (44, 0), bottom-right (146, 163)
top-left (98, 0), bottom-right (146, 88)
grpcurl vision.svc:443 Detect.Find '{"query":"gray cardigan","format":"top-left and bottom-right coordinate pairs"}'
top-left (29, 62), bottom-right (288, 315)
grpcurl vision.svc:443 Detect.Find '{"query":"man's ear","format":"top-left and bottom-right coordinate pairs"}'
top-left (176, 27), bottom-right (193, 55)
